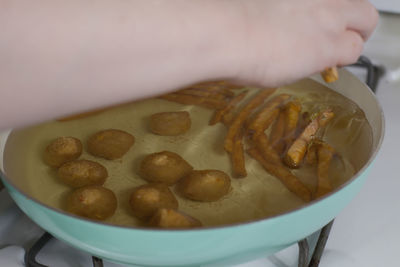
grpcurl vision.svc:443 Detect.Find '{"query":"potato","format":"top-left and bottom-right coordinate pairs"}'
top-left (87, 129), bottom-right (134, 160)
top-left (148, 208), bottom-right (202, 229)
top-left (57, 159), bottom-right (108, 188)
top-left (140, 151), bottom-right (193, 185)
top-left (177, 170), bottom-right (231, 201)
top-left (149, 111), bottom-right (191, 136)
top-left (129, 183), bottom-right (178, 219)
top-left (65, 185), bottom-right (117, 220)
top-left (43, 137), bottom-right (82, 167)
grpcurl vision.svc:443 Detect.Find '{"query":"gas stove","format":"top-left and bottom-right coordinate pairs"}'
top-left (1, 12), bottom-right (399, 267)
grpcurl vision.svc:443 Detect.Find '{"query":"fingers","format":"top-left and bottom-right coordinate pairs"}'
top-left (226, 0), bottom-right (379, 87)
top-left (323, 0), bottom-right (377, 68)
top-left (344, 0), bottom-right (379, 41)
top-left (322, 0), bottom-right (376, 68)
top-left (335, 30), bottom-right (364, 66)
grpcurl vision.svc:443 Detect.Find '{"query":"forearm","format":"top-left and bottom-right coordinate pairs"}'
top-left (0, 0), bottom-right (378, 130)
top-left (0, 0), bottom-right (241, 129)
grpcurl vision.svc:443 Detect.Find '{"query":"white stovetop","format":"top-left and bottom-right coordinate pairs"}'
top-left (1, 12), bottom-right (399, 267)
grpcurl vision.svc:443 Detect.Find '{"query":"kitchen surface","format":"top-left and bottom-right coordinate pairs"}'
top-left (0, 11), bottom-right (399, 267)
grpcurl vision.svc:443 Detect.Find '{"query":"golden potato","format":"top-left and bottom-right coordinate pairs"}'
top-left (129, 183), bottom-right (178, 219)
top-left (149, 111), bottom-right (191, 136)
top-left (140, 151), bottom-right (193, 185)
top-left (148, 208), bottom-right (202, 229)
top-left (57, 159), bottom-right (108, 188)
top-left (87, 129), bottom-right (134, 160)
top-left (177, 170), bottom-right (231, 201)
top-left (65, 185), bottom-right (117, 220)
top-left (43, 137), bottom-right (82, 167)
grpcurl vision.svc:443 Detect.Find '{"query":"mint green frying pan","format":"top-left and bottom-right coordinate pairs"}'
top-left (0, 69), bottom-right (384, 266)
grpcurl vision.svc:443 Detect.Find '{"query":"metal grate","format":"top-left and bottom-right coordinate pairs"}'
top-left (349, 55), bottom-right (385, 92)
top-left (24, 232), bottom-right (104, 267)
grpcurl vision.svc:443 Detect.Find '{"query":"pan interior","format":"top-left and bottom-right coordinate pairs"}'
top-left (2, 78), bottom-right (373, 227)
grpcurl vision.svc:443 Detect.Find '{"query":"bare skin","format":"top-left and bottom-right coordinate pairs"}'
top-left (0, 0), bottom-right (378, 129)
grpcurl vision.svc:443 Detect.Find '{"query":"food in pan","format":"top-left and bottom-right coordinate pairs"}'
top-left (231, 134), bottom-right (247, 178)
top-left (268, 110), bottom-right (286, 155)
top-left (177, 87), bottom-right (233, 100)
top-left (148, 208), bottom-right (202, 229)
top-left (224, 89), bottom-right (276, 153)
top-left (20, 76), bottom-right (370, 228)
top-left (43, 137), bottom-right (83, 167)
top-left (160, 93), bottom-right (227, 109)
top-left (253, 133), bottom-right (282, 164)
top-left (140, 151), bottom-right (193, 185)
top-left (284, 109), bottom-right (334, 168)
top-left (321, 67), bottom-right (339, 83)
top-left (246, 94), bottom-right (290, 135)
top-left (222, 89), bottom-right (277, 177)
top-left (159, 81), bottom-right (340, 201)
top-left (57, 108), bottom-right (109, 122)
top-left (247, 146), bottom-right (312, 202)
top-left (185, 80), bottom-right (242, 92)
top-left (209, 91), bottom-right (248, 126)
top-left (56, 101), bottom-right (136, 121)
top-left (161, 81), bottom-right (243, 110)
top-left (159, 82), bottom-right (342, 202)
top-left (129, 183), bottom-right (178, 219)
top-left (57, 159), bottom-right (108, 188)
top-left (250, 133), bottom-right (312, 202)
top-left (65, 185), bottom-right (117, 220)
top-left (315, 141), bottom-right (336, 198)
top-left (177, 170), bottom-right (231, 202)
top-left (87, 129), bottom-right (135, 160)
top-left (149, 111), bottom-right (191, 136)
top-left (281, 100), bottom-right (302, 151)
top-left (305, 140), bottom-right (319, 165)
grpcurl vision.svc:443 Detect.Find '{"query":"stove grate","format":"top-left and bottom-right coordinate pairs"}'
top-left (350, 55), bottom-right (385, 93)
top-left (24, 232), bottom-right (104, 267)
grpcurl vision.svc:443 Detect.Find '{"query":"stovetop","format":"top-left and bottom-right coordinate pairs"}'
top-left (1, 12), bottom-right (399, 267)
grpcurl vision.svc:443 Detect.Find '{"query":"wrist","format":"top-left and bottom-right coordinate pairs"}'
top-left (170, 0), bottom-right (246, 83)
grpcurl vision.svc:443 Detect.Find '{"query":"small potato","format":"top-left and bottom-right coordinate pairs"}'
top-left (65, 185), bottom-right (117, 220)
top-left (149, 111), bottom-right (191, 136)
top-left (57, 159), bottom-right (108, 188)
top-left (140, 151), bottom-right (193, 185)
top-left (148, 208), bottom-right (202, 229)
top-left (129, 183), bottom-right (178, 219)
top-left (43, 137), bottom-right (82, 167)
top-left (177, 170), bottom-right (231, 202)
top-left (87, 129), bottom-right (134, 160)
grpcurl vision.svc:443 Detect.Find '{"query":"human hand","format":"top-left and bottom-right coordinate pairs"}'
top-left (226, 0), bottom-right (378, 86)
top-left (0, 0), bottom-right (378, 129)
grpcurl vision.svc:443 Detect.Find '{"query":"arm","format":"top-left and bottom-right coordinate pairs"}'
top-left (0, 0), bottom-right (378, 129)
top-left (0, 0), bottom-right (240, 128)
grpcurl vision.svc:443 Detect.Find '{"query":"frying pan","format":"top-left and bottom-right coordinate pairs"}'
top-left (0, 69), bottom-right (384, 266)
